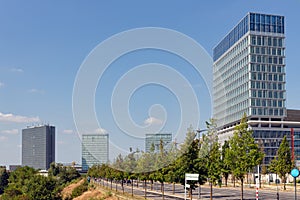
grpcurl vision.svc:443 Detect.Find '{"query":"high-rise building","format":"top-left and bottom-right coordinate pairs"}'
top-left (213, 12), bottom-right (300, 165)
top-left (22, 125), bottom-right (55, 170)
top-left (145, 133), bottom-right (172, 152)
top-left (82, 134), bottom-right (109, 172)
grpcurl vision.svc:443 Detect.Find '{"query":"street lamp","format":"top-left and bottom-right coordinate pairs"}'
top-left (195, 129), bottom-right (208, 200)
top-left (196, 129), bottom-right (208, 148)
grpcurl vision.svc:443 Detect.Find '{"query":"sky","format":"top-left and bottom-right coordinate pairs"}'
top-left (1, 0), bottom-right (300, 167)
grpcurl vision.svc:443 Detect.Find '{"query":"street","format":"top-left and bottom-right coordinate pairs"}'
top-left (95, 179), bottom-right (300, 200)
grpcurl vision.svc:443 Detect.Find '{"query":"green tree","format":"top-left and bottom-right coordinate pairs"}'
top-left (221, 140), bottom-right (231, 187)
top-left (226, 114), bottom-right (264, 200)
top-left (207, 142), bottom-right (222, 200)
top-left (0, 167), bottom-right (9, 194)
top-left (269, 136), bottom-right (293, 190)
top-left (175, 127), bottom-right (206, 199)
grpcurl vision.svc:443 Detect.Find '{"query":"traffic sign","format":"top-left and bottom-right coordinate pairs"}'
top-left (185, 173), bottom-right (199, 180)
top-left (291, 168), bottom-right (300, 178)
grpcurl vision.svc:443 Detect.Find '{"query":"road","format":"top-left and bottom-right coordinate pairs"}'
top-left (94, 179), bottom-right (299, 200)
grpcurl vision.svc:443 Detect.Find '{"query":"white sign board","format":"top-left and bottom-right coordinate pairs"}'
top-left (185, 173), bottom-right (199, 181)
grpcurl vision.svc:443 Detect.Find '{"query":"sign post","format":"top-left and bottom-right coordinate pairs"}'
top-left (256, 165), bottom-right (259, 200)
top-left (291, 168), bottom-right (300, 200)
top-left (185, 173), bottom-right (199, 200)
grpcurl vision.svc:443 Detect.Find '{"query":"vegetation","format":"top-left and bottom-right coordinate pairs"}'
top-left (269, 135), bottom-right (293, 190)
top-left (71, 179), bottom-right (88, 199)
top-left (225, 114), bottom-right (264, 200)
top-left (0, 164), bottom-right (81, 200)
top-left (86, 116), bottom-right (267, 200)
top-left (0, 167), bottom-right (9, 195)
top-left (2, 115), bottom-right (283, 200)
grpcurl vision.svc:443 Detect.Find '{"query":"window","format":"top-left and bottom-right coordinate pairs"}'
top-left (268, 37), bottom-right (272, 46)
top-left (256, 64), bottom-right (260, 71)
top-left (273, 100), bottom-right (277, 107)
top-left (268, 74), bottom-right (272, 81)
top-left (257, 36), bottom-right (262, 45)
top-left (277, 66), bottom-right (282, 73)
top-left (256, 82), bottom-right (261, 89)
top-left (251, 36), bottom-right (256, 45)
top-left (269, 57), bottom-right (273, 64)
top-left (258, 73), bottom-right (262, 80)
top-left (256, 47), bottom-right (260, 54)
top-left (278, 38), bottom-right (283, 46)
top-left (257, 99), bottom-right (261, 106)
top-left (273, 38), bottom-right (277, 46)
top-left (269, 91), bottom-right (273, 98)
top-left (253, 90), bottom-right (257, 97)
top-left (279, 91), bottom-right (284, 98)
top-left (277, 49), bottom-right (281, 56)
top-left (262, 47), bottom-right (266, 54)
top-left (272, 65), bottom-right (276, 72)
top-left (258, 90), bottom-right (262, 97)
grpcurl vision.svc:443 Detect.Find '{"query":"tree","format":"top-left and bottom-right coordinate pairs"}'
top-left (269, 136), bottom-right (293, 190)
top-left (221, 140), bottom-right (231, 187)
top-left (226, 114), bottom-right (264, 200)
top-left (175, 127), bottom-right (206, 199)
top-left (207, 142), bottom-right (222, 200)
top-left (0, 167), bottom-right (9, 194)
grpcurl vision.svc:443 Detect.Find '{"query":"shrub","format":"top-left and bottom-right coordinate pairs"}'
top-left (71, 180), bottom-right (88, 198)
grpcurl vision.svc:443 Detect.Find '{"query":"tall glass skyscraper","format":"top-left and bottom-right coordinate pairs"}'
top-left (22, 125), bottom-right (55, 170)
top-left (214, 12), bottom-right (285, 128)
top-left (213, 13), bottom-right (300, 165)
top-left (82, 134), bottom-right (109, 172)
top-left (145, 133), bottom-right (172, 152)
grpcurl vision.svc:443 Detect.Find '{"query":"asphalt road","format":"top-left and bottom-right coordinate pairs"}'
top-left (95, 179), bottom-right (299, 200)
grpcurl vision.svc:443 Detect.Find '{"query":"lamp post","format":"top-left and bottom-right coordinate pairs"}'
top-left (196, 129), bottom-right (208, 200)
top-left (196, 129), bottom-right (208, 148)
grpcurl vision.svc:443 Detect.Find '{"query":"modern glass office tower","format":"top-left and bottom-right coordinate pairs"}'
top-left (82, 134), bottom-right (109, 172)
top-left (213, 13), bottom-right (300, 165)
top-left (145, 133), bottom-right (172, 152)
top-left (22, 125), bottom-right (55, 170)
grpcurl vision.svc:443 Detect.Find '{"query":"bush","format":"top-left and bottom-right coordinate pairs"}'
top-left (71, 180), bottom-right (88, 198)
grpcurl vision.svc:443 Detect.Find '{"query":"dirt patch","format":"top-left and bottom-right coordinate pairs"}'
top-left (61, 179), bottom-right (84, 199)
top-left (73, 189), bottom-right (119, 200)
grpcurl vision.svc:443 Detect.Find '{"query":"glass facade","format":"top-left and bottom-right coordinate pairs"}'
top-left (213, 13), bottom-right (284, 61)
top-left (82, 134), bottom-right (109, 172)
top-left (253, 130), bottom-right (300, 164)
top-left (22, 125), bottom-right (55, 170)
top-left (145, 133), bottom-right (172, 152)
top-left (213, 12), bottom-right (286, 128)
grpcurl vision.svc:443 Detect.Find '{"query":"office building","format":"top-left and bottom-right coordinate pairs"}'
top-left (22, 125), bottom-right (55, 170)
top-left (213, 12), bottom-right (300, 165)
top-left (82, 134), bottom-right (109, 172)
top-left (145, 133), bottom-right (172, 152)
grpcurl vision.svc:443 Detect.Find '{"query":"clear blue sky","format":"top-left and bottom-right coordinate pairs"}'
top-left (1, 0), bottom-right (300, 166)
